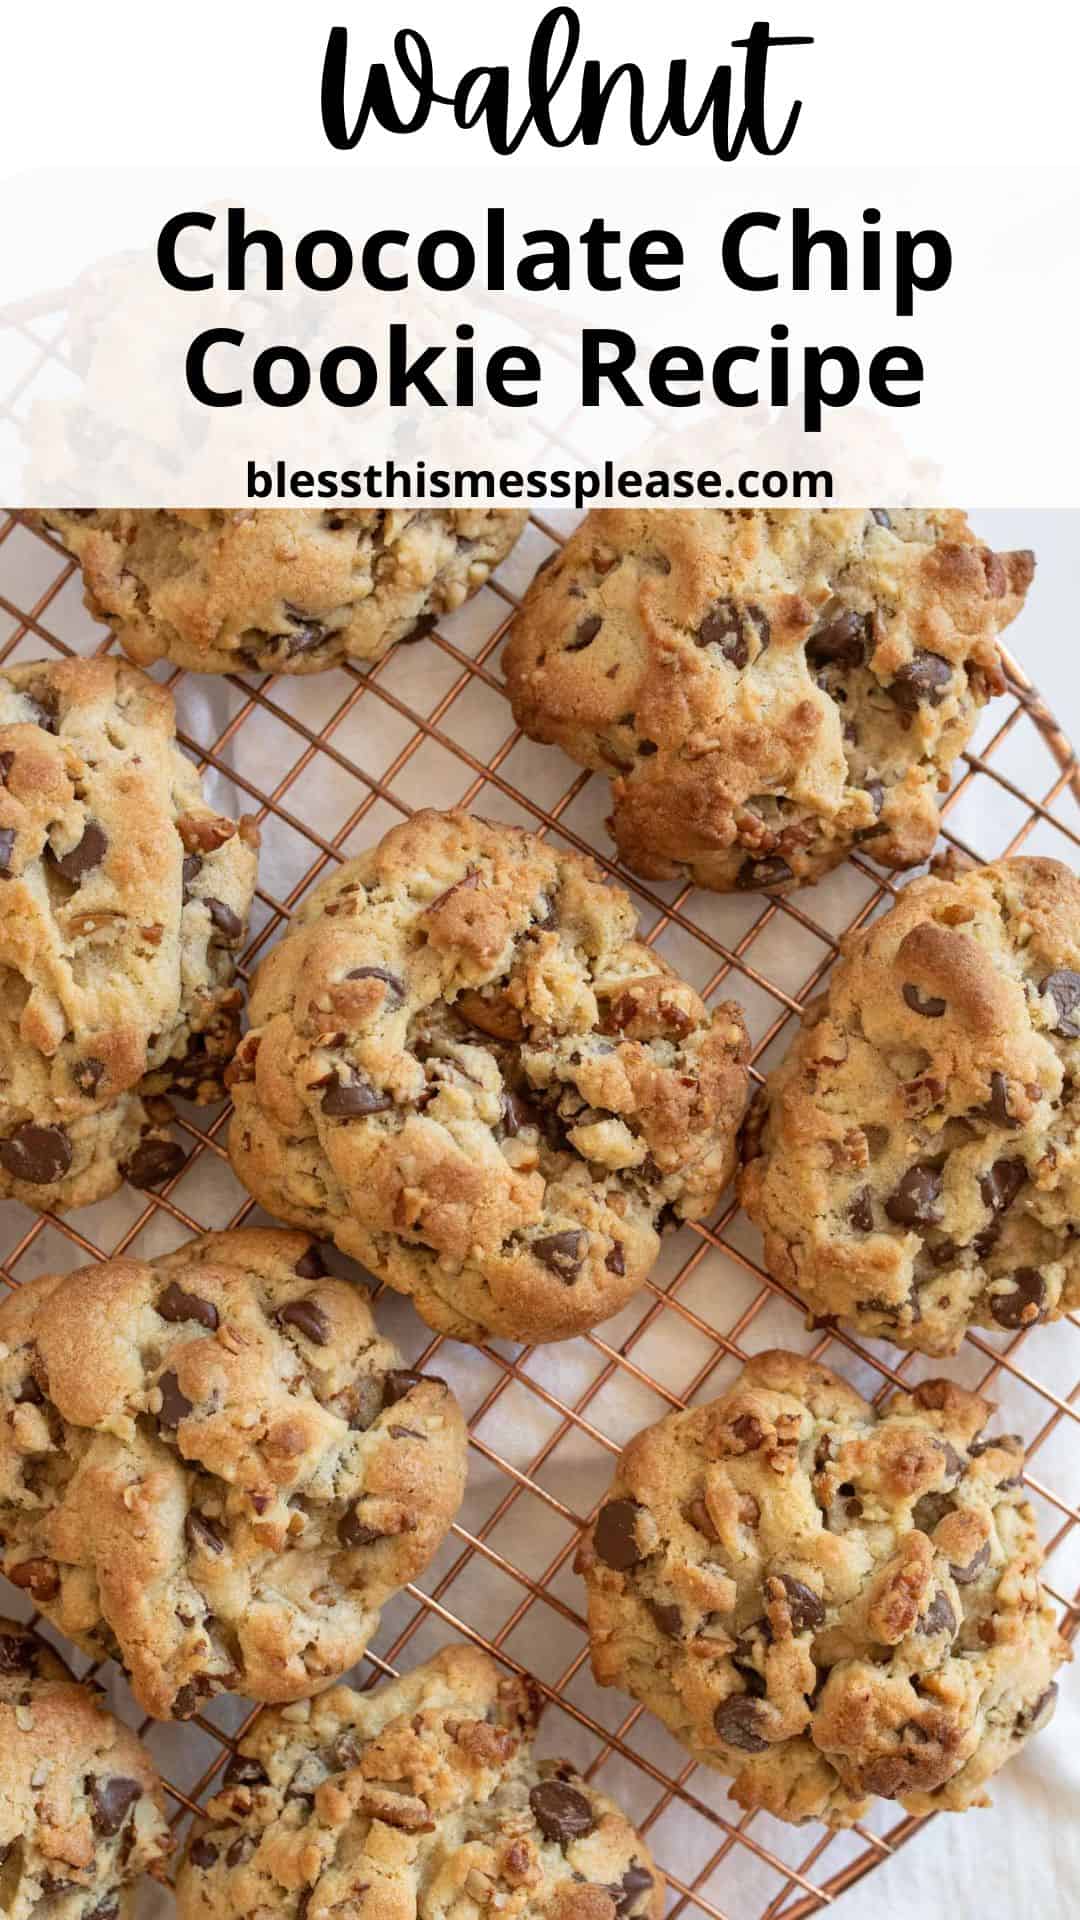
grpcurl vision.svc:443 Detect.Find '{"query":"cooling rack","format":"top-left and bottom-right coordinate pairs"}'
top-left (0, 503), bottom-right (1077, 1920)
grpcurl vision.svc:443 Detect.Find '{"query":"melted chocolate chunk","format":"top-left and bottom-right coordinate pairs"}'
top-left (89, 1775), bottom-right (142, 1836)
top-left (902, 983), bottom-right (947, 1018)
top-left (988, 1268), bottom-right (1047, 1330)
top-left (713, 1694), bottom-right (769, 1752)
top-left (848, 1187), bottom-right (874, 1233)
top-left (72, 1057), bottom-right (106, 1098)
top-left (0, 828), bottom-right (15, 877)
top-left (0, 1632), bottom-right (36, 1674)
top-left (605, 1241), bottom-right (626, 1275)
top-left (884, 1164), bottom-right (943, 1228)
top-left (978, 1071), bottom-right (1017, 1128)
top-left (1039, 969), bottom-right (1080, 1037)
top-left (157, 1370), bottom-right (193, 1428)
top-left (321, 1072), bottom-right (394, 1118)
top-left (806, 608), bottom-right (869, 671)
top-left (647, 1600), bottom-right (683, 1638)
top-left (0, 1123), bottom-right (72, 1186)
top-left (594, 1498), bottom-right (645, 1570)
top-left (189, 1838), bottom-right (219, 1869)
top-left (223, 1753), bottom-right (268, 1787)
top-left (736, 855), bottom-right (793, 891)
top-left (777, 1575), bottom-right (825, 1631)
top-left (615, 1864), bottom-right (655, 1917)
top-left (950, 1541), bottom-right (991, 1584)
top-left (886, 650), bottom-right (952, 712)
top-left (185, 1513), bottom-right (225, 1556)
top-left (919, 1589), bottom-right (957, 1637)
top-left (182, 853), bottom-right (203, 897)
top-left (566, 613), bottom-right (602, 652)
top-left (294, 1246), bottom-right (326, 1278)
top-left (531, 1230), bottom-right (586, 1281)
top-left (278, 1298), bottom-right (332, 1345)
top-left (124, 1139), bottom-right (186, 1188)
top-left (337, 1506), bottom-right (384, 1548)
top-left (980, 1157), bottom-right (1027, 1215)
top-left (158, 1280), bottom-right (219, 1331)
top-left (529, 1781), bottom-right (596, 1845)
top-left (205, 897), bottom-right (242, 942)
top-left (52, 821), bottom-right (108, 883)
top-left (345, 965), bottom-right (406, 1005)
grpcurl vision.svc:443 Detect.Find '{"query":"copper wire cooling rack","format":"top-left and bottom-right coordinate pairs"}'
top-left (0, 507), bottom-right (1078, 1920)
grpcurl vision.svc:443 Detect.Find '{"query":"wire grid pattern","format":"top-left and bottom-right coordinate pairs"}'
top-left (0, 505), bottom-right (1076, 1920)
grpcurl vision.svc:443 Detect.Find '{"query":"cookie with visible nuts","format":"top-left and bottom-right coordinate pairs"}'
top-left (176, 1642), bottom-right (662, 1920)
top-left (36, 508), bottom-right (527, 674)
top-left (0, 1615), bottom-right (171, 1917)
top-left (504, 509), bottom-right (1033, 891)
top-left (575, 1350), bottom-right (1067, 1826)
top-left (228, 809), bottom-right (750, 1345)
top-left (0, 1228), bottom-right (467, 1719)
top-left (740, 856), bottom-right (1080, 1352)
top-left (0, 657), bottom-right (258, 1210)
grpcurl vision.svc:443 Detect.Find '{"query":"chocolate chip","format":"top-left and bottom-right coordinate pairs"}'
top-left (124, 1139), bottom-right (186, 1188)
top-left (886, 650), bottom-right (952, 712)
top-left (919, 1589), bottom-right (956, 1637)
top-left (182, 853), bottom-right (203, 897)
top-left (980, 1157), bottom-right (1026, 1215)
top-left (279, 1299), bottom-right (332, 1345)
top-left (566, 614), bottom-right (602, 652)
top-left (321, 1072), bottom-right (394, 1117)
top-left (1016, 1682), bottom-right (1058, 1736)
top-left (157, 1370), bottom-right (193, 1428)
top-left (295, 1246), bottom-right (326, 1278)
top-left (382, 1368), bottom-right (427, 1405)
top-left (647, 1600), bottom-right (683, 1638)
top-left (871, 509), bottom-right (893, 528)
top-left (337, 1506), bottom-right (384, 1548)
top-left (14, 1375), bottom-right (43, 1405)
top-left (189, 1838), bottom-right (219, 1870)
top-left (284, 622), bottom-right (329, 658)
top-left (884, 1163), bottom-right (943, 1228)
top-left (848, 1187), bottom-right (874, 1233)
top-left (806, 608), bottom-right (869, 671)
top-left (529, 1781), bottom-right (596, 1844)
top-left (698, 598), bottom-right (770, 669)
top-left (72, 1057), bottom-right (105, 1097)
top-left (978, 1071), bottom-right (1017, 1128)
top-left (950, 1541), bottom-right (990, 1584)
top-left (204, 898), bottom-right (242, 942)
top-left (0, 1632), bottom-right (35, 1674)
top-left (778, 1575), bottom-right (825, 1631)
top-left (158, 1280), bottom-right (219, 1331)
top-left (736, 855), bottom-right (793, 891)
top-left (52, 821), bottom-right (107, 883)
top-left (615, 1865), bottom-right (655, 1917)
top-left (594, 1498), bottom-right (645, 1570)
top-left (185, 1512), bottom-right (225, 1555)
top-left (226, 1836), bottom-right (256, 1868)
top-left (0, 828), bottom-right (14, 876)
top-left (402, 611), bottom-right (439, 643)
top-left (714, 1694), bottom-right (769, 1752)
top-left (531, 1230), bottom-right (586, 1281)
top-left (902, 983), bottom-right (947, 1018)
top-left (0, 1122), bottom-right (72, 1186)
top-left (345, 966), bottom-right (406, 1005)
top-left (605, 1241), bottom-right (626, 1275)
top-left (89, 1775), bottom-right (142, 1835)
top-left (1039, 969), bottom-right (1080, 1038)
top-left (988, 1268), bottom-right (1046, 1330)
top-left (223, 1754), bottom-right (268, 1788)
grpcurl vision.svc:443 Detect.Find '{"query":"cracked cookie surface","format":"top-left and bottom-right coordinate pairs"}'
top-left (740, 856), bottom-right (1080, 1352)
top-left (575, 1350), bottom-right (1067, 1827)
top-left (37, 509), bottom-right (528, 675)
top-left (0, 657), bottom-right (258, 1210)
top-left (176, 1642), bottom-right (663, 1920)
top-left (228, 810), bottom-right (750, 1346)
top-left (0, 1228), bottom-right (467, 1719)
top-left (0, 1615), bottom-right (171, 1918)
top-left (503, 509), bottom-right (1033, 892)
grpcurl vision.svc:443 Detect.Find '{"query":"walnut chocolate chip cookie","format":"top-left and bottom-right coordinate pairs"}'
top-left (0, 657), bottom-right (258, 1211)
top-left (176, 1642), bottom-right (662, 1920)
top-left (503, 509), bottom-right (1033, 892)
top-left (740, 856), bottom-right (1080, 1353)
top-left (575, 1350), bottom-right (1067, 1828)
top-left (0, 1615), bottom-right (172, 1917)
top-left (0, 1228), bottom-right (467, 1720)
top-left (36, 508), bottom-right (527, 675)
top-left (228, 809), bottom-right (750, 1346)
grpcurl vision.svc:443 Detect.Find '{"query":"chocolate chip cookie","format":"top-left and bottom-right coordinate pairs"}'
top-left (503, 509), bottom-right (1033, 891)
top-left (176, 1642), bottom-right (662, 1920)
top-left (575, 1350), bottom-right (1067, 1827)
top-left (0, 657), bottom-right (259, 1210)
top-left (0, 1615), bottom-right (171, 1917)
top-left (0, 1228), bottom-right (467, 1719)
top-left (228, 809), bottom-right (750, 1346)
top-left (37, 508), bottom-right (527, 674)
top-left (740, 856), bottom-right (1080, 1352)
